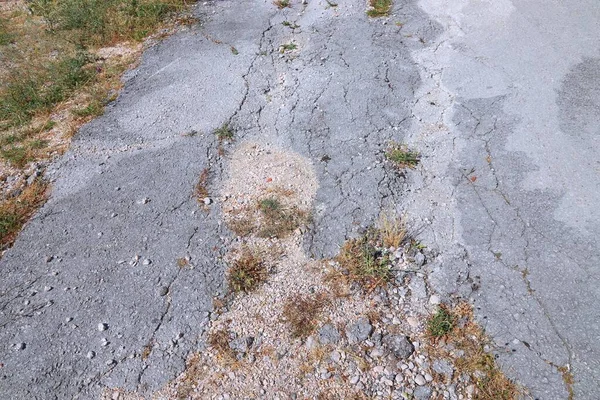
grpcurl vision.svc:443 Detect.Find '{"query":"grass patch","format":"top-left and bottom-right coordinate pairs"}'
top-left (256, 196), bottom-right (308, 238)
top-left (274, 0), bottom-right (290, 9)
top-left (385, 142), bottom-right (420, 169)
top-left (0, 17), bottom-right (14, 45)
top-left (367, 0), bottom-right (392, 17)
top-left (227, 247), bottom-right (268, 293)
top-left (29, 0), bottom-right (190, 46)
top-left (282, 292), bottom-right (329, 339)
top-left (426, 303), bottom-right (520, 400)
top-left (427, 306), bottom-right (454, 337)
top-left (0, 180), bottom-right (48, 250)
top-left (1, 51), bottom-right (96, 128)
top-left (335, 229), bottom-right (396, 290)
top-left (213, 123), bottom-right (234, 142)
top-left (1, 146), bottom-right (30, 168)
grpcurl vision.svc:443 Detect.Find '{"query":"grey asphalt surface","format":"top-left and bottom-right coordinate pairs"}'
top-left (0, 0), bottom-right (599, 399)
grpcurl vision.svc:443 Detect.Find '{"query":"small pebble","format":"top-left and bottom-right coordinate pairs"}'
top-left (44, 286), bottom-right (53, 292)
top-left (159, 286), bottom-right (169, 296)
top-left (15, 343), bottom-right (26, 350)
top-left (98, 323), bottom-right (108, 331)
top-left (203, 197), bottom-right (212, 205)
top-left (414, 374), bottom-right (426, 386)
top-left (86, 351), bottom-right (96, 359)
top-left (142, 259), bottom-right (152, 266)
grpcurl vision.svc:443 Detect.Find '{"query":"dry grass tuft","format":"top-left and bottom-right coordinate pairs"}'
top-left (378, 213), bottom-right (407, 248)
top-left (207, 328), bottom-right (236, 361)
top-left (195, 168), bottom-right (209, 202)
top-left (282, 292), bottom-right (329, 339)
top-left (0, 180), bottom-right (48, 250)
top-left (426, 303), bottom-right (520, 400)
top-left (227, 247), bottom-right (268, 293)
top-left (175, 354), bottom-right (203, 400)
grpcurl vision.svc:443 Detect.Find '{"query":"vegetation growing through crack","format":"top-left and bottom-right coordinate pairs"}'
top-left (213, 123), bottom-right (234, 142)
top-left (367, 0), bottom-right (392, 17)
top-left (385, 141), bottom-right (421, 169)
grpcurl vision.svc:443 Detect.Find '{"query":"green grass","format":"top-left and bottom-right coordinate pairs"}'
top-left (73, 100), bottom-right (104, 117)
top-left (385, 142), bottom-right (420, 169)
top-left (0, 17), bottom-right (13, 45)
top-left (1, 147), bottom-right (30, 168)
top-left (29, 0), bottom-right (189, 46)
top-left (0, 52), bottom-right (95, 128)
top-left (427, 306), bottom-right (454, 337)
top-left (367, 0), bottom-right (392, 17)
top-left (280, 42), bottom-right (297, 53)
top-left (274, 0), bottom-right (290, 9)
top-left (213, 123), bottom-right (234, 141)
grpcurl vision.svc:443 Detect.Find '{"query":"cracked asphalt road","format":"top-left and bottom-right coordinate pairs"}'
top-left (0, 0), bottom-right (599, 399)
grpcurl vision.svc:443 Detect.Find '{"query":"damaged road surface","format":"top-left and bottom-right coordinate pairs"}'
top-left (1, 0), bottom-right (599, 399)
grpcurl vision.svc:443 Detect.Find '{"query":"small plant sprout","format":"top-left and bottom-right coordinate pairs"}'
top-left (385, 142), bottom-right (420, 169)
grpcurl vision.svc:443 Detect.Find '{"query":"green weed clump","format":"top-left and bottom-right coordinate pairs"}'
top-left (367, 0), bottom-right (392, 17)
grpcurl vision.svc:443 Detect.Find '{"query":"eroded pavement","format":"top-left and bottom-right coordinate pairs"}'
top-left (1, 0), bottom-right (599, 399)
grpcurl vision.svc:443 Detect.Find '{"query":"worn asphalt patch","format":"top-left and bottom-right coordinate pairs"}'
top-left (1, 0), bottom-right (599, 399)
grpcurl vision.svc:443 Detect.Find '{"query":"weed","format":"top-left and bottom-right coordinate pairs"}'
top-left (282, 292), bottom-right (329, 339)
top-left (282, 21), bottom-right (300, 29)
top-left (0, 180), bottom-right (48, 250)
top-left (336, 231), bottom-right (392, 289)
top-left (274, 0), bottom-right (290, 9)
top-left (325, 0), bottom-right (338, 7)
top-left (280, 42), bottom-right (297, 53)
top-left (227, 247), bottom-right (268, 293)
top-left (213, 123), bottom-right (234, 142)
top-left (256, 196), bottom-right (308, 238)
top-left (427, 306), bottom-right (454, 338)
top-left (385, 142), bottom-right (420, 169)
top-left (425, 303), bottom-right (520, 399)
top-left (367, 0), bottom-right (392, 17)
